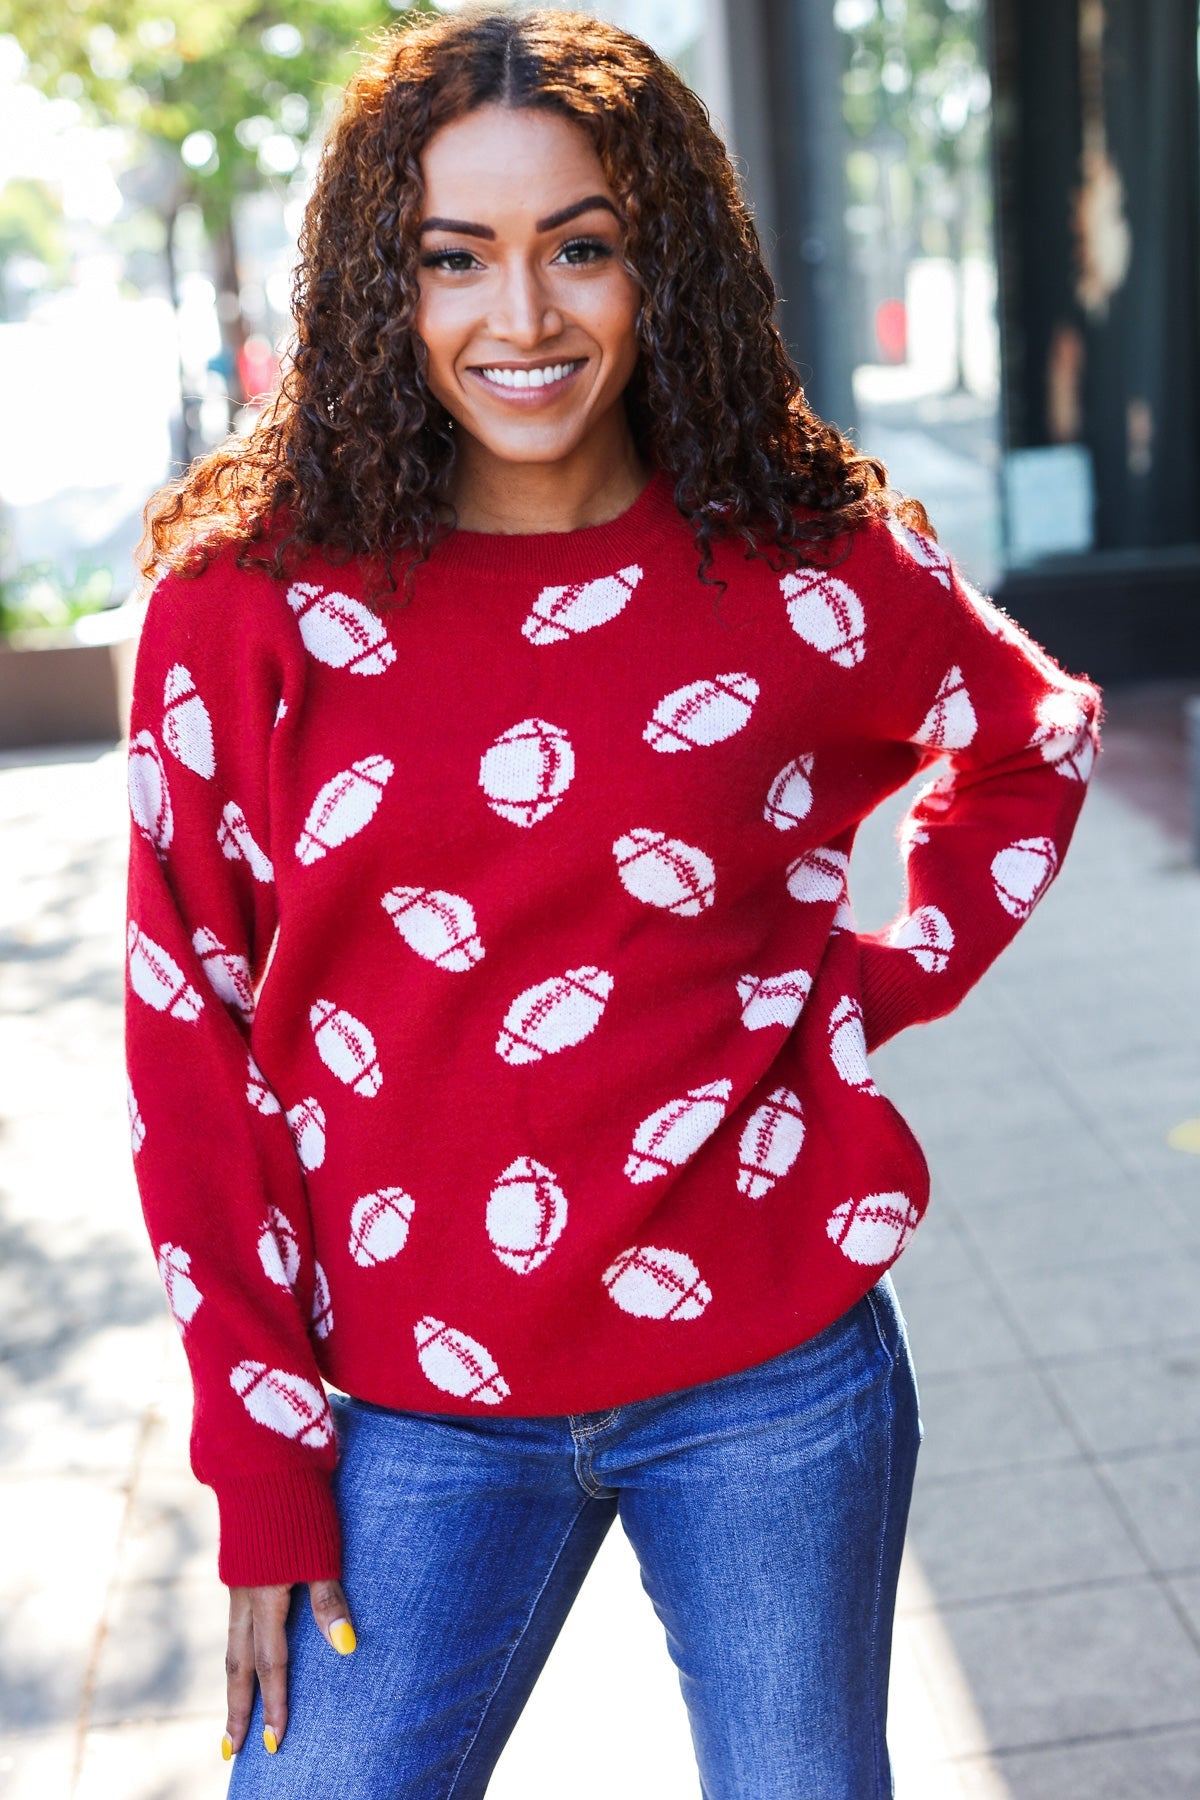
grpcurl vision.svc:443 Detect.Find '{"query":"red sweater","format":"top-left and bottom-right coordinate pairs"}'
top-left (124, 468), bottom-right (1102, 1584)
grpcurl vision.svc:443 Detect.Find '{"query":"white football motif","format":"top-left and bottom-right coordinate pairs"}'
top-left (162, 664), bottom-right (216, 779)
top-left (764, 754), bottom-right (815, 829)
top-left (913, 666), bottom-right (977, 750)
top-left (613, 828), bottom-right (716, 916)
top-left (127, 922), bottom-right (203, 1022)
top-left (310, 998), bottom-right (382, 1097)
top-left (157, 1242), bottom-right (202, 1331)
top-left (414, 1317), bottom-right (511, 1403)
top-left (479, 717), bottom-right (575, 827)
top-left (246, 1052), bottom-right (282, 1116)
top-left (889, 906), bottom-right (955, 973)
top-left (230, 1360), bottom-right (334, 1448)
top-left (192, 926), bottom-right (254, 1020)
top-left (887, 517), bottom-right (952, 589)
top-left (781, 570), bottom-right (866, 668)
top-left (487, 1157), bottom-right (567, 1274)
top-left (828, 995), bottom-right (879, 1094)
top-left (286, 581), bottom-right (397, 675)
top-left (127, 1077), bottom-right (145, 1156)
top-left (1029, 689), bottom-right (1096, 783)
top-left (625, 1079), bottom-right (732, 1184)
top-left (495, 965), bottom-right (613, 1064)
top-left (737, 968), bottom-right (813, 1032)
top-left (521, 564), bottom-right (642, 646)
top-left (349, 1186), bottom-right (415, 1267)
top-left (786, 846), bottom-right (849, 906)
top-left (737, 1087), bottom-right (805, 1199)
top-left (311, 1261), bottom-right (334, 1339)
top-left (603, 1245), bottom-right (712, 1320)
top-left (991, 836), bottom-right (1058, 921)
top-left (128, 729), bottom-right (173, 860)
top-left (827, 1192), bottom-right (919, 1265)
top-left (295, 756), bottom-right (394, 864)
top-left (382, 886), bottom-right (485, 973)
top-left (285, 1096), bottom-right (326, 1170)
top-left (258, 1205), bottom-right (301, 1289)
top-left (643, 672), bottom-right (759, 753)
top-left (218, 801), bottom-right (274, 884)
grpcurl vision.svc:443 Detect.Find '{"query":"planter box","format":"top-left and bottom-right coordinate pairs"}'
top-left (0, 625), bottom-right (140, 750)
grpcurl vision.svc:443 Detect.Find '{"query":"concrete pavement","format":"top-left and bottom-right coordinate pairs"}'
top-left (0, 678), bottom-right (1197, 1798)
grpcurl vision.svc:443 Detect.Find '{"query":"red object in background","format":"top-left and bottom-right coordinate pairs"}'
top-left (238, 334), bottom-right (280, 403)
top-left (874, 299), bottom-right (908, 364)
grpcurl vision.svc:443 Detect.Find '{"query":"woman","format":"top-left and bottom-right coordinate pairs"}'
top-left (125, 10), bottom-right (1103, 1796)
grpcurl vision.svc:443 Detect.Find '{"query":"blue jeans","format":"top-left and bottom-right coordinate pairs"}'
top-left (228, 1275), bottom-right (921, 1799)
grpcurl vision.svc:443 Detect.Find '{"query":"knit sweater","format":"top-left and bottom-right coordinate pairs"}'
top-left (123, 467), bottom-right (1102, 1585)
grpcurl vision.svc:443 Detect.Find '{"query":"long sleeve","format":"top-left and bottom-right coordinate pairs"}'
top-left (124, 561), bottom-right (341, 1586)
top-left (854, 519), bottom-right (1104, 1053)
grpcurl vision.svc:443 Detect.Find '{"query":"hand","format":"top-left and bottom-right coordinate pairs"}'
top-left (222, 1578), bottom-right (356, 1759)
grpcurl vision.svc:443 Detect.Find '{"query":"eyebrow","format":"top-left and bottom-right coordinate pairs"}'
top-left (417, 195), bottom-right (621, 239)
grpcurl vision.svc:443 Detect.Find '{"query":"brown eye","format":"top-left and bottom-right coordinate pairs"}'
top-left (419, 249), bottom-right (479, 272)
top-left (555, 238), bottom-right (613, 266)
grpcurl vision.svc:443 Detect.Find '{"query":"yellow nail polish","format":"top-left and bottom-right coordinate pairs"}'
top-left (330, 1619), bottom-right (357, 1656)
top-left (263, 1727), bottom-right (278, 1755)
top-left (221, 1734), bottom-right (234, 1762)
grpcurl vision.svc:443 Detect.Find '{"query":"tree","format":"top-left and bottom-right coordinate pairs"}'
top-left (0, 0), bottom-right (433, 446)
top-left (834, 0), bottom-right (992, 387)
top-left (0, 177), bottom-right (68, 319)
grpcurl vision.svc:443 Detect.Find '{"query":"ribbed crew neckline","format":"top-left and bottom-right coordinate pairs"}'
top-left (421, 465), bottom-right (683, 583)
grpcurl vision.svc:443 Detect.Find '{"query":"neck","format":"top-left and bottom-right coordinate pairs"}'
top-left (447, 410), bottom-right (650, 535)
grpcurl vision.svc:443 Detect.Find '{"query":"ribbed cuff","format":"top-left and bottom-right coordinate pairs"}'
top-left (214, 1468), bottom-right (342, 1587)
top-left (856, 939), bottom-right (923, 1053)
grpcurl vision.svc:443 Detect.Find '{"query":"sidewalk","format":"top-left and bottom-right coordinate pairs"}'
top-left (1, 682), bottom-right (1198, 1799)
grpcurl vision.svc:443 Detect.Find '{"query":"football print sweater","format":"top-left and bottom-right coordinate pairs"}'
top-left (124, 467), bottom-right (1102, 1585)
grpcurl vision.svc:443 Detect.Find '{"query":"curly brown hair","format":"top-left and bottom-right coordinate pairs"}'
top-left (137, 5), bottom-right (931, 606)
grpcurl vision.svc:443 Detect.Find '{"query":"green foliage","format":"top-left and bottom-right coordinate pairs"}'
top-left (0, 1), bottom-right (437, 230)
top-left (836, 0), bottom-right (990, 165)
top-left (0, 554), bottom-right (116, 635)
top-left (0, 177), bottom-right (68, 272)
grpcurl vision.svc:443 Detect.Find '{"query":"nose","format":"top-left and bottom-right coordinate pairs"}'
top-left (488, 257), bottom-right (563, 348)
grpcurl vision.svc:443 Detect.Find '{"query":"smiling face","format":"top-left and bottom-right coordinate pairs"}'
top-left (414, 104), bottom-right (644, 480)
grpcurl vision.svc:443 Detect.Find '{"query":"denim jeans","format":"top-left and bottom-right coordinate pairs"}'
top-left (227, 1274), bottom-right (921, 1799)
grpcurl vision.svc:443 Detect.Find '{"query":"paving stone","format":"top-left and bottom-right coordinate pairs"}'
top-left (1043, 1340), bottom-right (1200, 1457)
top-left (75, 1717), bottom-right (230, 1800)
top-left (1099, 1445), bottom-right (1200, 1572)
top-left (0, 1729), bottom-right (77, 1800)
top-left (912, 1365), bottom-right (1078, 1481)
top-left (0, 1477), bottom-right (126, 1603)
top-left (902, 1580), bottom-right (1200, 1758)
top-left (1168, 1573), bottom-right (1200, 1640)
top-left (907, 1460), bottom-right (1145, 1605)
top-left (893, 1269), bottom-right (1027, 1378)
top-left (892, 1201), bottom-right (978, 1291)
top-left (88, 1579), bottom-right (227, 1727)
top-left (956, 1724), bottom-right (1200, 1799)
top-left (112, 1471), bottom-right (219, 1588)
top-left (958, 1177), bottom-right (1177, 1275)
top-left (1000, 1256), bottom-right (1200, 1358)
top-left (918, 1117), bottom-right (1127, 1207)
top-left (0, 1590), bottom-right (104, 1731)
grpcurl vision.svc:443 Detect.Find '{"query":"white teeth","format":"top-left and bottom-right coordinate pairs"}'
top-left (478, 361), bottom-right (579, 390)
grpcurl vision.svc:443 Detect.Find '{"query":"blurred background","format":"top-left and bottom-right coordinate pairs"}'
top-left (1, 2), bottom-right (1198, 1796)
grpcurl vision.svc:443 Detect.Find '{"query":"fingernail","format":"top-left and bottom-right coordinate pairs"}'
top-left (263, 1727), bottom-right (278, 1755)
top-left (330, 1619), bottom-right (357, 1656)
top-left (221, 1734), bottom-right (234, 1762)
